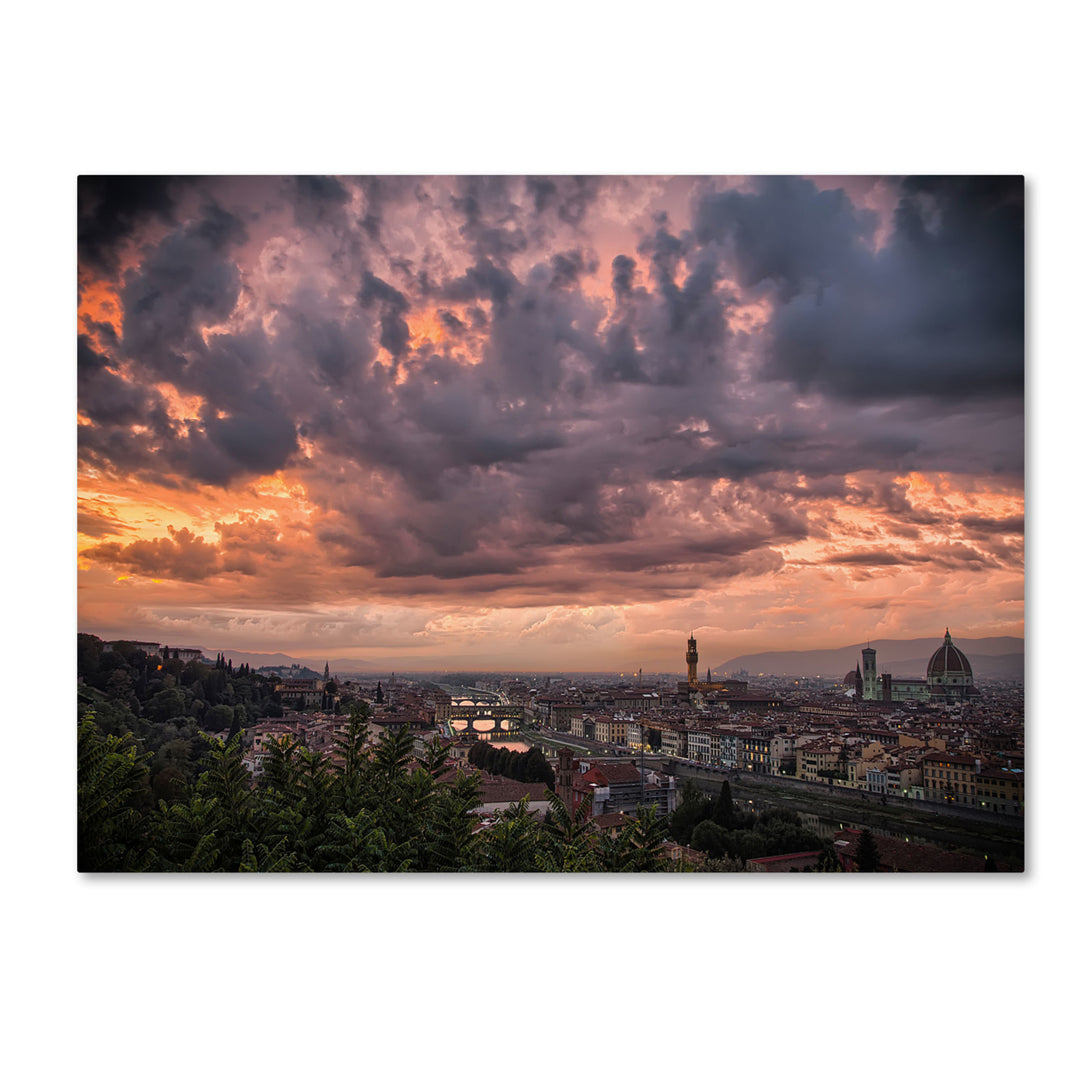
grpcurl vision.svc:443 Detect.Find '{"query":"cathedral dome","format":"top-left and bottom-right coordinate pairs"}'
top-left (927, 629), bottom-right (973, 680)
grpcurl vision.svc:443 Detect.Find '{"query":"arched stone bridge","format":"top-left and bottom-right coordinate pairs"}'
top-left (448, 704), bottom-right (524, 736)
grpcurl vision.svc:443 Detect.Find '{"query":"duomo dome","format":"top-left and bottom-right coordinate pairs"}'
top-left (926, 629), bottom-right (977, 701)
top-left (927, 628), bottom-right (973, 679)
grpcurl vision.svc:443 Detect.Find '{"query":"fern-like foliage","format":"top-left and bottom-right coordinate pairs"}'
top-left (78, 717), bottom-right (152, 871)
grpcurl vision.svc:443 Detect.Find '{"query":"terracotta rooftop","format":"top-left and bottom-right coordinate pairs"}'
top-left (834, 829), bottom-right (1016, 872)
top-left (590, 812), bottom-right (631, 830)
top-left (588, 762), bottom-right (644, 785)
top-left (478, 778), bottom-right (551, 804)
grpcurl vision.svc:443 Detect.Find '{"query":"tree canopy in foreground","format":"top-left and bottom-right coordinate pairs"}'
top-left (77, 707), bottom-right (682, 873)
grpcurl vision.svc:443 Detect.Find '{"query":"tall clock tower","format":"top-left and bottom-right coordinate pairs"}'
top-left (686, 633), bottom-right (699, 685)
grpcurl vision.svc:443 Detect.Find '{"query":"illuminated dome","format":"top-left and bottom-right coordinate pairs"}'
top-left (926, 629), bottom-right (978, 701)
top-left (927, 629), bottom-right (973, 679)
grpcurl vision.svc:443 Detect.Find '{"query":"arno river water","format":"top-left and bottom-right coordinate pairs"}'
top-left (448, 719), bottom-right (530, 754)
top-left (446, 684), bottom-right (532, 753)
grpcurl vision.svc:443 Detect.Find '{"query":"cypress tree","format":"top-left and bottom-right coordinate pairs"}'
top-left (716, 780), bottom-right (735, 829)
top-left (854, 830), bottom-right (882, 872)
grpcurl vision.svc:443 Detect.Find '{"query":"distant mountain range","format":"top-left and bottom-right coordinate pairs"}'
top-left (716, 636), bottom-right (1024, 680)
top-left (204, 636), bottom-right (1023, 680)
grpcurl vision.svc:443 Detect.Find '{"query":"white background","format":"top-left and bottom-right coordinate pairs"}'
top-left (3, 3), bottom-right (1069, 1077)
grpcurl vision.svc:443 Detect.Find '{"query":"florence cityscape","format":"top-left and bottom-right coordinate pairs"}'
top-left (76, 173), bottom-right (1025, 874)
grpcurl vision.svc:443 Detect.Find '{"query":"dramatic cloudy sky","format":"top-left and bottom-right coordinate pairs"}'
top-left (76, 175), bottom-right (1024, 670)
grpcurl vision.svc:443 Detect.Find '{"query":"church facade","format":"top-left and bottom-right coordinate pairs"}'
top-left (853, 630), bottom-right (979, 705)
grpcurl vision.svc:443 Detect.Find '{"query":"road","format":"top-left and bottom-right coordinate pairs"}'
top-left (669, 762), bottom-right (1025, 863)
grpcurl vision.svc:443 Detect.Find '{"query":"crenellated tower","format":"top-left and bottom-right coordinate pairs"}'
top-left (686, 633), bottom-right (699, 685)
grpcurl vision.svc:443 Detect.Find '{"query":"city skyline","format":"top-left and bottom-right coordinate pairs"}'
top-left (77, 176), bottom-right (1024, 670)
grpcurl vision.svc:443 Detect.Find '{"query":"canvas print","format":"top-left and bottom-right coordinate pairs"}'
top-left (76, 175), bottom-right (1024, 872)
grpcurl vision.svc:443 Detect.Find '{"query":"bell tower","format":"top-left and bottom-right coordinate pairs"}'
top-left (557, 746), bottom-right (576, 810)
top-left (861, 645), bottom-right (878, 701)
top-left (686, 633), bottom-right (699, 685)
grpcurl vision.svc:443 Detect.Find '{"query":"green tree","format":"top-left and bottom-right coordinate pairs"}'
top-left (78, 717), bottom-right (152, 871)
top-left (238, 837), bottom-right (296, 872)
top-left (258, 737), bottom-right (337, 870)
top-left (811, 842), bottom-right (844, 872)
top-left (537, 790), bottom-right (597, 871)
top-left (421, 768), bottom-right (483, 871)
top-left (714, 780), bottom-right (735, 829)
top-left (627, 806), bottom-right (670, 871)
top-left (667, 781), bottom-right (708, 844)
top-left (202, 704), bottom-right (234, 732)
top-left (468, 741), bottom-right (490, 770)
top-left (521, 747), bottom-right (555, 787)
top-left (152, 795), bottom-right (227, 871)
top-left (690, 819), bottom-right (730, 860)
top-left (191, 732), bottom-right (259, 870)
top-left (854, 830), bottom-right (882, 872)
top-left (78, 633), bottom-right (104, 679)
top-left (317, 810), bottom-right (400, 872)
top-left (477, 797), bottom-right (543, 872)
top-left (334, 702), bottom-right (372, 782)
top-left (597, 806), bottom-right (670, 872)
top-left (146, 687), bottom-right (186, 724)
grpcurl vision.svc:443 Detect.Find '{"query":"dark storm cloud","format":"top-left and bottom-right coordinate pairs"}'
top-left (85, 191), bottom-right (300, 488)
top-left (292, 175), bottom-right (350, 226)
top-left (77, 334), bottom-right (109, 378)
top-left (79, 175), bottom-right (1024, 604)
top-left (373, 549), bottom-right (530, 581)
top-left (655, 414), bottom-right (924, 483)
top-left (549, 249), bottom-right (597, 290)
top-left (442, 257), bottom-right (519, 309)
top-left (525, 177), bottom-right (557, 214)
top-left (77, 334), bottom-right (172, 433)
top-left (194, 382), bottom-right (299, 484)
top-left (78, 175), bottom-right (186, 276)
top-left (119, 203), bottom-right (247, 373)
top-left (956, 513), bottom-right (1025, 536)
top-left (77, 503), bottom-right (136, 539)
top-left (525, 176), bottom-right (601, 226)
top-left (351, 175), bottom-right (419, 243)
top-left (599, 321), bottom-right (647, 383)
top-left (611, 255), bottom-right (637, 302)
top-left (81, 317), bottom-right (120, 350)
top-left (699, 175), bottom-right (1024, 404)
top-left (695, 175), bottom-right (876, 300)
top-left (827, 550), bottom-right (909, 566)
top-left (597, 216), bottom-right (731, 386)
top-left (824, 542), bottom-right (999, 572)
top-left (451, 176), bottom-right (530, 262)
top-left (359, 271), bottom-right (411, 359)
top-left (286, 306), bottom-right (376, 387)
top-left (439, 310), bottom-right (467, 335)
